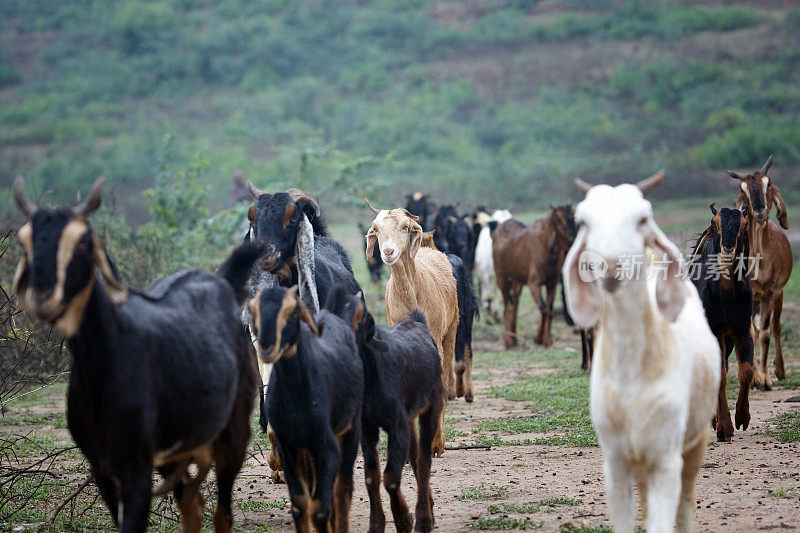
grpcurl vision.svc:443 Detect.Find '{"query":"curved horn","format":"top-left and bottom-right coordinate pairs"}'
top-left (709, 202), bottom-right (717, 216)
top-left (574, 179), bottom-right (593, 195)
top-left (760, 154), bottom-right (773, 175)
top-left (286, 188), bottom-right (320, 215)
top-left (13, 177), bottom-right (37, 218)
top-left (727, 169), bottom-right (746, 180)
top-left (636, 170), bottom-right (665, 195)
top-left (247, 181), bottom-right (267, 199)
top-left (365, 197), bottom-right (380, 214)
top-left (73, 176), bottom-right (106, 217)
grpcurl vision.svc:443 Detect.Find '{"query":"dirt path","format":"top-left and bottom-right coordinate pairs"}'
top-left (238, 341), bottom-right (800, 532)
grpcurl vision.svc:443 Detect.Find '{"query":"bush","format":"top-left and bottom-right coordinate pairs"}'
top-left (108, 1), bottom-right (178, 55)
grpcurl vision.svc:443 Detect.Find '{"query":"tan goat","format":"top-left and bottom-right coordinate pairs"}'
top-left (365, 199), bottom-right (459, 457)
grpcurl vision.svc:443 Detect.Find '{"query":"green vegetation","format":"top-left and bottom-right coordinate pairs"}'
top-left (2, 1), bottom-right (800, 217)
top-left (766, 486), bottom-right (794, 499)
top-left (560, 525), bottom-right (613, 533)
top-left (456, 483), bottom-right (509, 501)
top-left (471, 515), bottom-right (544, 530)
top-left (764, 410), bottom-right (800, 443)
top-left (239, 498), bottom-right (290, 512)
top-left (485, 368), bottom-right (596, 446)
top-left (487, 497), bottom-right (582, 514)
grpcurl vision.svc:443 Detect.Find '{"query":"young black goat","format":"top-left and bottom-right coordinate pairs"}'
top-left (324, 286), bottom-right (443, 533)
top-left (12, 178), bottom-right (259, 533)
top-left (689, 203), bottom-right (755, 442)
top-left (250, 286), bottom-right (363, 533)
top-left (449, 254), bottom-right (478, 403)
top-left (359, 222), bottom-right (384, 291)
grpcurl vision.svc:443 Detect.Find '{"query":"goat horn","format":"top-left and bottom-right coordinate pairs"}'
top-left (12, 177), bottom-right (37, 218)
top-left (727, 169), bottom-right (746, 180)
top-left (365, 197), bottom-right (380, 214)
top-left (286, 188), bottom-right (320, 215)
top-left (247, 181), bottom-right (267, 199)
top-left (73, 176), bottom-right (106, 217)
top-left (760, 154), bottom-right (773, 175)
top-left (574, 178), bottom-right (593, 195)
top-left (636, 170), bottom-right (665, 195)
top-left (709, 202), bottom-right (717, 216)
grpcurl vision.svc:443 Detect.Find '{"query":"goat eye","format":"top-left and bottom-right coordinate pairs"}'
top-left (638, 217), bottom-right (647, 227)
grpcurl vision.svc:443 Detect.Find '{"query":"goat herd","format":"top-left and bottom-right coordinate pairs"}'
top-left (7, 154), bottom-right (794, 533)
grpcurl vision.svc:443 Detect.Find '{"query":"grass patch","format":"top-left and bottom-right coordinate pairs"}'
top-left (560, 526), bottom-right (613, 533)
top-left (764, 410), bottom-right (800, 443)
top-left (1, 411), bottom-right (67, 429)
top-left (485, 369), bottom-right (596, 447)
top-left (766, 487), bottom-right (794, 498)
top-left (470, 516), bottom-right (544, 530)
top-left (775, 371), bottom-right (800, 390)
top-left (239, 498), bottom-right (289, 512)
top-left (456, 483), bottom-right (508, 501)
top-left (488, 497), bottom-right (581, 515)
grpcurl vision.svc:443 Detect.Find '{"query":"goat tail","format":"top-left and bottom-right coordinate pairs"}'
top-left (218, 241), bottom-right (266, 306)
top-left (409, 308), bottom-right (428, 326)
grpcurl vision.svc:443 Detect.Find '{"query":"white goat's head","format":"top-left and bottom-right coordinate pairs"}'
top-left (563, 171), bottom-right (685, 328)
top-left (364, 198), bottom-right (423, 266)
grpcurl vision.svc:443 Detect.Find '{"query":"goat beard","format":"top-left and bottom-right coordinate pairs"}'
top-left (296, 214), bottom-right (319, 314)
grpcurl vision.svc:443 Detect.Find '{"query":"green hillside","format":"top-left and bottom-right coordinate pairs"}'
top-left (2, 0), bottom-right (800, 217)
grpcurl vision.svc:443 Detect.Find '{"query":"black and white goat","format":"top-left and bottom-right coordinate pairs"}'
top-left (324, 287), bottom-right (443, 533)
top-left (689, 203), bottom-right (755, 442)
top-left (249, 286), bottom-right (363, 533)
top-left (12, 178), bottom-right (260, 533)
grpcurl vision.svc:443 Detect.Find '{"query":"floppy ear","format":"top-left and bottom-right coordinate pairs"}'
top-left (647, 223), bottom-right (685, 322)
top-left (770, 184), bottom-right (788, 229)
top-left (91, 234), bottom-right (128, 305)
top-left (562, 228), bottom-right (599, 328)
top-left (295, 214), bottom-right (319, 313)
top-left (409, 220), bottom-right (422, 259)
top-left (12, 224), bottom-right (31, 301)
top-left (365, 228), bottom-right (377, 260)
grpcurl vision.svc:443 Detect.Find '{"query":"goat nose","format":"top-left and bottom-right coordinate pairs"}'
top-left (383, 248), bottom-right (394, 257)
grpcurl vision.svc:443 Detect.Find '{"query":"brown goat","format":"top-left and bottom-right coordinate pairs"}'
top-left (730, 155), bottom-right (793, 390)
top-left (364, 200), bottom-right (459, 458)
top-left (492, 205), bottom-right (576, 348)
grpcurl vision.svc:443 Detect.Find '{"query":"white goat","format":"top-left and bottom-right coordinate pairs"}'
top-left (474, 209), bottom-right (512, 321)
top-left (563, 178), bottom-right (719, 533)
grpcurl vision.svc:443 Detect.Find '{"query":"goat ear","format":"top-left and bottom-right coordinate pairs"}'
top-left (365, 228), bottom-right (377, 260)
top-left (297, 301), bottom-right (319, 337)
top-left (488, 220), bottom-right (499, 232)
top-left (562, 228), bottom-right (599, 328)
top-left (409, 221), bottom-right (422, 259)
top-left (770, 184), bottom-right (788, 229)
top-left (647, 224), bottom-right (685, 323)
top-left (247, 205), bottom-right (256, 223)
top-left (91, 234), bottom-right (128, 305)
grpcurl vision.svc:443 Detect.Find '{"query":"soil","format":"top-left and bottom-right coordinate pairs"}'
top-left (236, 329), bottom-right (800, 532)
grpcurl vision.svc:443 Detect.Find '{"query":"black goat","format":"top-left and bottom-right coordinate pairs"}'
top-left (449, 254), bottom-right (478, 403)
top-left (12, 178), bottom-right (259, 533)
top-left (405, 192), bottom-right (437, 231)
top-left (358, 222), bottom-right (383, 291)
top-left (244, 185), bottom-right (362, 481)
top-left (324, 287), bottom-right (443, 533)
top-left (250, 286), bottom-right (363, 533)
top-left (689, 203), bottom-right (755, 442)
top-left (432, 206), bottom-right (476, 277)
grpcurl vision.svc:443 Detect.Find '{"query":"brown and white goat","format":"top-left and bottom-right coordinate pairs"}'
top-left (364, 199), bottom-right (459, 457)
top-left (491, 205), bottom-right (575, 348)
top-left (729, 155), bottom-right (793, 389)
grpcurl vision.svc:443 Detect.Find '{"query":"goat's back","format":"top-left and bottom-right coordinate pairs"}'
top-left (750, 220), bottom-right (793, 297)
top-left (386, 247), bottom-right (458, 342)
top-left (116, 269), bottom-right (244, 453)
top-left (492, 219), bottom-right (548, 281)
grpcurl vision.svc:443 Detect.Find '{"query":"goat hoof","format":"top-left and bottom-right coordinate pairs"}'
top-left (413, 515), bottom-right (434, 533)
top-left (270, 470), bottom-right (285, 484)
top-left (775, 366), bottom-right (786, 381)
top-left (716, 431), bottom-right (732, 443)
top-left (465, 390), bottom-right (473, 403)
top-left (395, 511), bottom-right (413, 533)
